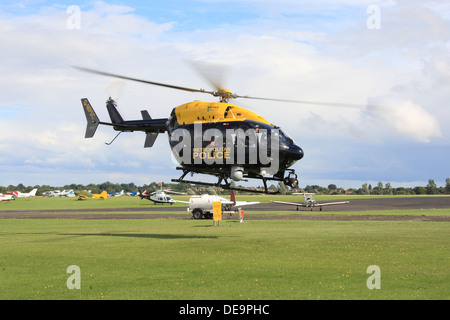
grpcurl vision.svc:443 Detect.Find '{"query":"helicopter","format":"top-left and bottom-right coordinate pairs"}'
top-left (76, 65), bottom-right (353, 194)
top-left (138, 182), bottom-right (188, 205)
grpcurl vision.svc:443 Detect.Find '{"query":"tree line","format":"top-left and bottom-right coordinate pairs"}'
top-left (1, 178), bottom-right (450, 196)
top-left (315, 179), bottom-right (450, 195)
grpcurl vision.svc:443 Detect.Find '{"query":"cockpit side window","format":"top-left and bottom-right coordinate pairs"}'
top-left (279, 129), bottom-right (294, 144)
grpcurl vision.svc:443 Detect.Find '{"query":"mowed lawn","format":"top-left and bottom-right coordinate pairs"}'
top-left (0, 218), bottom-right (448, 300)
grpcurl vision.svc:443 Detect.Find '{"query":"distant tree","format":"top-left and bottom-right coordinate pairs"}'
top-left (384, 182), bottom-right (393, 195)
top-left (414, 186), bottom-right (427, 195)
top-left (372, 182), bottom-right (383, 195)
top-left (446, 178), bottom-right (450, 194)
top-left (328, 184), bottom-right (337, 191)
top-left (360, 183), bottom-right (369, 195)
top-left (426, 179), bottom-right (438, 194)
top-left (305, 185), bottom-right (321, 193)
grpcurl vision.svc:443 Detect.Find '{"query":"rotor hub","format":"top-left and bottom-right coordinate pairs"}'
top-left (213, 88), bottom-right (237, 103)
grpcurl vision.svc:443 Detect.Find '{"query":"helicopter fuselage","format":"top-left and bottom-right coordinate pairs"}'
top-left (166, 101), bottom-right (304, 182)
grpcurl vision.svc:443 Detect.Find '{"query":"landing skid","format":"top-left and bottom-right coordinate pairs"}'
top-left (171, 167), bottom-right (298, 195)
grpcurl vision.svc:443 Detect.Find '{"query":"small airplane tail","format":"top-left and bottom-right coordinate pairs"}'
top-left (81, 98), bottom-right (100, 138)
top-left (30, 189), bottom-right (38, 196)
top-left (138, 190), bottom-right (147, 199)
top-left (230, 190), bottom-right (236, 204)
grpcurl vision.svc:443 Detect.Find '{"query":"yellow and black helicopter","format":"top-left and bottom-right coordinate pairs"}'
top-left (76, 66), bottom-right (350, 194)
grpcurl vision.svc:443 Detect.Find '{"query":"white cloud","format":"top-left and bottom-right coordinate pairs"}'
top-left (366, 97), bottom-right (442, 142)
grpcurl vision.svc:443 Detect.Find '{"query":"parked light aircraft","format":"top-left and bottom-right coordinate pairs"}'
top-left (108, 190), bottom-right (125, 197)
top-left (1, 194), bottom-right (16, 201)
top-left (44, 190), bottom-right (62, 197)
top-left (9, 189), bottom-right (38, 198)
top-left (92, 191), bottom-right (108, 199)
top-left (45, 190), bottom-right (75, 197)
top-left (77, 191), bottom-right (108, 200)
top-left (271, 193), bottom-right (349, 211)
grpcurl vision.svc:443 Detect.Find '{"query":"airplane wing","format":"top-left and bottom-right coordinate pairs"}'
top-left (173, 200), bottom-right (190, 204)
top-left (314, 201), bottom-right (349, 207)
top-left (234, 201), bottom-right (260, 207)
top-left (217, 199), bottom-right (260, 207)
top-left (270, 200), bottom-right (307, 207)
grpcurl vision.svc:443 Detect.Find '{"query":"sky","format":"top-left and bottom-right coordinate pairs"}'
top-left (0, 0), bottom-right (449, 189)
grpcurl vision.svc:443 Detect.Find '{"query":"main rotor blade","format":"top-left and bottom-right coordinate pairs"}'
top-left (235, 95), bottom-right (368, 109)
top-left (187, 60), bottom-right (228, 92)
top-left (73, 66), bottom-right (215, 95)
top-left (74, 66), bottom-right (371, 109)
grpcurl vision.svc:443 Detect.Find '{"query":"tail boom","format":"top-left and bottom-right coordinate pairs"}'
top-left (81, 98), bottom-right (168, 147)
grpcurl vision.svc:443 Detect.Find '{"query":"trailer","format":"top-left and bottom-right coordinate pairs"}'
top-left (187, 194), bottom-right (236, 219)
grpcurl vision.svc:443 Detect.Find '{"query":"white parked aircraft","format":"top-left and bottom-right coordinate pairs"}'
top-left (11, 189), bottom-right (38, 198)
top-left (271, 193), bottom-right (349, 211)
top-left (45, 190), bottom-right (74, 197)
top-left (1, 194), bottom-right (16, 201)
top-left (109, 190), bottom-right (125, 197)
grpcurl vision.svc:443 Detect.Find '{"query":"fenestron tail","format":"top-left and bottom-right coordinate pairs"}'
top-left (82, 98), bottom-right (100, 138)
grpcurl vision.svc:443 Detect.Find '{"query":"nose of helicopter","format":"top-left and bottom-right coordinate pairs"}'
top-left (288, 144), bottom-right (304, 161)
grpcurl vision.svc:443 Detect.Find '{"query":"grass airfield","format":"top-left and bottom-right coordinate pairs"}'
top-left (0, 195), bottom-right (449, 300)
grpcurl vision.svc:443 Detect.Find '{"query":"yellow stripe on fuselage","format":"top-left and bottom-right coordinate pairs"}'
top-left (174, 101), bottom-right (271, 126)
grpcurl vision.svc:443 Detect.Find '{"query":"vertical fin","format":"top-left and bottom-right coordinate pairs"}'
top-left (141, 110), bottom-right (152, 120)
top-left (81, 98), bottom-right (100, 138)
top-left (230, 190), bottom-right (236, 204)
top-left (144, 132), bottom-right (158, 148)
top-left (106, 98), bottom-right (124, 123)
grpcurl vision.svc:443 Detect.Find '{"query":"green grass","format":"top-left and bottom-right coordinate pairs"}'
top-left (2, 193), bottom-right (449, 210)
top-left (2, 196), bottom-right (450, 217)
top-left (1, 195), bottom-right (449, 300)
top-left (0, 196), bottom-right (150, 211)
top-left (0, 218), bottom-right (449, 300)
